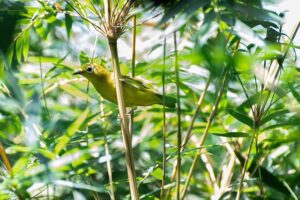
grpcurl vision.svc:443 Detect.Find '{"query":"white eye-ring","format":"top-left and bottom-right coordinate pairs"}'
top-left (86, 66), bottom-right (94, 73)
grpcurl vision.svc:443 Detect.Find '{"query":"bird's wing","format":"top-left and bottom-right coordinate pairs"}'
top-left (121, 75), bottom-right (151, 92)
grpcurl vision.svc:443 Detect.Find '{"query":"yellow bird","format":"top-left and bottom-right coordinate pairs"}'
top-left (73, 63), bottom-right (176, 108)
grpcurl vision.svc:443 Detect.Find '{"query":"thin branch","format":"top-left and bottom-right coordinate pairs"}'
top-left (181, 75), bottom-right (212, 149)
top-left (39, 56), bottom-right (51, 119)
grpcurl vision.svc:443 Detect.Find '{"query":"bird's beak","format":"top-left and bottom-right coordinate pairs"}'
top-left (73, 70), bottom-right (82, 75)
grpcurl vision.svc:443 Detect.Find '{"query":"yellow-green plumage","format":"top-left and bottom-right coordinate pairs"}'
top-left (73, 63), bottom-right (176, 108)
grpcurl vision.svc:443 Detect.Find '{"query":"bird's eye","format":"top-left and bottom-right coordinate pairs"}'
top-left (86, 66), bottom-right (94, 73)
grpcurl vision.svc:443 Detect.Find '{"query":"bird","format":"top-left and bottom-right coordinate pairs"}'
top-left (73, 63), bottom-right (176, 108)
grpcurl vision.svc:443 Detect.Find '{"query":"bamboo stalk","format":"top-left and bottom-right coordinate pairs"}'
top-left (108, 38), bottom-right (139, 200)
top-left (181, 68), bottom-right (229, 199)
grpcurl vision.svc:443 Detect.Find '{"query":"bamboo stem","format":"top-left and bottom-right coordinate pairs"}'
top-left (181, 68), bottom-right (229, 199)
top-left (108, 38), bottom-right (139, 200)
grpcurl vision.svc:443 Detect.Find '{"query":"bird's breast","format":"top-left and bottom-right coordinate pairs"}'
top-left (92, 79), bottom-right (117, 103)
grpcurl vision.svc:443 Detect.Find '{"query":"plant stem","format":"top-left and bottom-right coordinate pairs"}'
top-left (165, 75), bottom-right (211, 199)
top-left (166, 75), bottom-right (211, 199)
top-left (39, 56), bottom-right (51, 119)
top-left (108, 38), bottom-right (139, 200)
top-left (160, 36), bottom-right (167, 199)
top-left (0, 142), bottom-right (12, 172)
top-left (129, 15), bottom-right (136, 140)
top-left (100, 99), bottom-right (115, 200)
top-left (173, 31), bottom-right (182, 200)
top-left (181, 68), bottom-right (229, 199)
top-left (181, 75), bottom-right (212, 150)
top-left (236, 128), bottom-right (257, 200)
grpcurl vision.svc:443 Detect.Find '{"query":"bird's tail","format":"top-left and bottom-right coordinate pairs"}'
top-left (156, 94), bottom-right (177, 108)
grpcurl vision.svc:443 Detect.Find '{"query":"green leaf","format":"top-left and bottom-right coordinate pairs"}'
top-left (211, 132), bottom-right (249, 137)
top-left (45, 64), bottom-right (73, 79)
top-left (65, 13), bottom-right (73, 39)
top-left (160, 0), bottom-right (211, 25)
top-left (227, 109), bottom-right (253, 127)
top-left (231, 2), bottom-right (283, 26)
top-left (15, 35), bottom-right (23, 63)
top-left (79, 51), bottom-right (89, 65)
top-left (54, 108), bottom-right (89, 154)
top-left (235, 151), bottom-right (290, 195)
top-left (22, 29), bottom-right (30, 61)
top-left (152, 167), bottom-right (163, 180)
top-left (232, 20), bottom-right (265, 46)
top-left (7, 45), bottom-right (14, 67)
top-left (60, 84), bottom-right (96, 102)
top-left (0, 55), bottom-right (4, 76)
top-left (289, 84), bottom-right (300, 102)
top-left (260, 109), bottom-right (290, 126)
top-left (262, 119), bottom-right (300, 132)
top-left (12, 156), bottom-right (30, 174)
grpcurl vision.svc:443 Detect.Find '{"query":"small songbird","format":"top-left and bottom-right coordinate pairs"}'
top-left (73, 63), bottom-right (176, 108)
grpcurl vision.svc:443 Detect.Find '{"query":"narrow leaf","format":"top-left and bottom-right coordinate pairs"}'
top-left (211, 132), bottom-right (249, 137)
top-left (227, 109), bottom-right (254, 127)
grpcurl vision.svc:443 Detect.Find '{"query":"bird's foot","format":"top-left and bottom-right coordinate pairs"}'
top-left (126, 107), bottom-right (137, 116)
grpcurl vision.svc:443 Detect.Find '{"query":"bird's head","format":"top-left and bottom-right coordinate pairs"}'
top-left (73, 63), bottom-right (110, 81)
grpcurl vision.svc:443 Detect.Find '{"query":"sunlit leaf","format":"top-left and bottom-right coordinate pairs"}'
top-left (54, 108), bottom-right (89, 154)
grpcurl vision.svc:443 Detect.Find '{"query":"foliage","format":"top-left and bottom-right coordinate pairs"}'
top-left (0, 0), bottom-right (299, 199)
